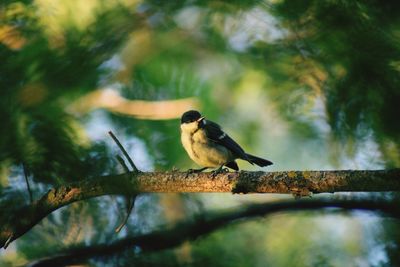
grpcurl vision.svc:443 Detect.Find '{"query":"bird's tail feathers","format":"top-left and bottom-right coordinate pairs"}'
top-left (245, 153), bottom-right (273, 167)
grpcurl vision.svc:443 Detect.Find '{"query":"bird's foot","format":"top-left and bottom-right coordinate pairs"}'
top-left (211, 166), bottom-right (229, 178)
top-left (185, 167), bottom-right (208, 177)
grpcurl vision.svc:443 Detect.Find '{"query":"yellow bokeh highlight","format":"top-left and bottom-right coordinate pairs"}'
top-left (34, 0), bottom-right (139, 47)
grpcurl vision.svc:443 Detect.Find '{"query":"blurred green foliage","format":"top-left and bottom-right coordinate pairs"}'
top-left (1, 0), bottom-right (399, 266)
top-left (269, 0), bottom-right (400, 166)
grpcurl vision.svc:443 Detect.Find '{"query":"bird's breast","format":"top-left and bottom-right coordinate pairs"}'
top-left (181, 130), bottom-right (197, 160)
top-left (181, 129), bottom-right (233, 167)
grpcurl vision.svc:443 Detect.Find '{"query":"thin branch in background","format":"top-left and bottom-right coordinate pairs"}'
top-left (114, 154), bottom-right (137, 233)
top-left (22, 163), bottom-right (33, 203)
top-left (115, 195), bottom-right (136, 233)
top-left (3, 234), bottom-right (13, 250)
top-left (115, 155), bottom-right (130, 173)
top-left (108, 131), bottom-right (139, 173)
top-left (27, 198), bottom-right (400, 267)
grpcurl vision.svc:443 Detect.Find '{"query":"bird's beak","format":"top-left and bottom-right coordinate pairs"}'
top-left (197, 117), bottom-right (205, 122)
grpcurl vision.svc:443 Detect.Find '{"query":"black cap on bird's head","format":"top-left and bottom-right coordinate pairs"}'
top-left (181, 110), bottom-right (203, 124)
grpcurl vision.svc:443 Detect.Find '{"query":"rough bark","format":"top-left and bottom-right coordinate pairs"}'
top-left (139, 169), bottom-right (400, 194)
top-left (1, 169), bottom-right (399, 249)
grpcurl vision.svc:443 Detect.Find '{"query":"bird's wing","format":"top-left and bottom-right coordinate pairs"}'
top-left (202, 120), bottom-right (250, 161)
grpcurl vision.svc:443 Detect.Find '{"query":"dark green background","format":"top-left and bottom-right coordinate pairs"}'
top-left (1, 0), bottom-right (399, 266)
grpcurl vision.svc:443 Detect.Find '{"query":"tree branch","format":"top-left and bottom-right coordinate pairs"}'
top-left (1, 169), bottom-right (399, 249)
top-left (108, 131), bottom-right (139, 172)
top-left (28, 198), bottom-right (400, 267)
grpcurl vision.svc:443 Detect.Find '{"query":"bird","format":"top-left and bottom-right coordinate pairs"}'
top-left (180, 110), bottom-right (273, 173)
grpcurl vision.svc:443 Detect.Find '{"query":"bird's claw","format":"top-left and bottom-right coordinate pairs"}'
top-left (211, 167), bottom-right (229, 178)
top-left (185, 169), bottom-right (194, 178)
top-left (185, 167), bottom-right (208, 178)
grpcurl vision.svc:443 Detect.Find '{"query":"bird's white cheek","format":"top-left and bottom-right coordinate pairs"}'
top-left (180, 122), bottom-right (198, 134)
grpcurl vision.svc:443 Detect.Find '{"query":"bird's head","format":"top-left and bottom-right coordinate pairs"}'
top-left (180, 110), bottom-right (205, 133)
